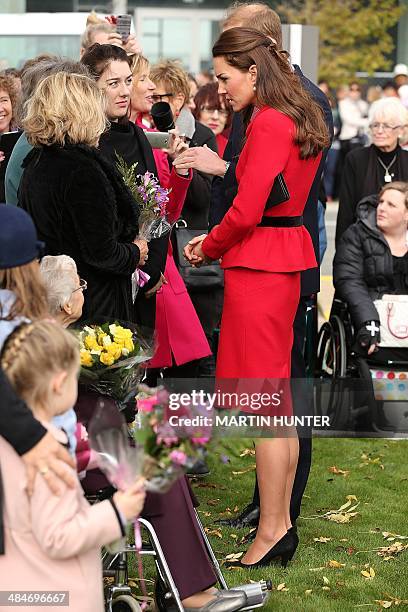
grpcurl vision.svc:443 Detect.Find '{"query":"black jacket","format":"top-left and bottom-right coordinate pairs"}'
top-left (209, 65), bottom-right (333, 296)
top-left (19, 143), bottom-right (141, 323)
top-left (99, 121), bottom-right (169, 329)
top-left (180, 120), bottom-right (218, 229)
top-left (333, 195), bottom-right (408, 328)
top-left (336, 144), bottom-right (408, 246)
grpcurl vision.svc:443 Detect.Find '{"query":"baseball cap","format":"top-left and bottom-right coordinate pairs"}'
top-left (0, 205), bottom-right (45, 269)
top-left (393, 63), bottom-right (408, 77)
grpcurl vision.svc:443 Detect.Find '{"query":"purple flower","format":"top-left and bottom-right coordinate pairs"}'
top-left (169, 450), bottom-right (188, 466)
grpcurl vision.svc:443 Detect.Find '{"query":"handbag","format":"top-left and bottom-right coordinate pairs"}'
top-left (374, 294), bottom-right (408, 348)
top-left (224, 172), bottom-right (290, 211)
top-left (173, 221), bottom-right (224, 293)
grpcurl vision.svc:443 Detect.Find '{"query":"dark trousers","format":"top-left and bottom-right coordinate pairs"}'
top-left (252, 297), bottom-right (313, 523)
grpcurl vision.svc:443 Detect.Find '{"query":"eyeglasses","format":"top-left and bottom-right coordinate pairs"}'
top-left (200, 105), bottom-right (229, 117)
top-left (151, 93), bottom-right (174, 102)
top-left (72, 279), bottom-right (87, 294)
top-left (369, 122), bottom-right (401, 133)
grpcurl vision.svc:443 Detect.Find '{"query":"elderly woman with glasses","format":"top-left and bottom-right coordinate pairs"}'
top-left (336, 97), bottom-right (408, 244)
top-left (39, 255), bottom-right (86, 328)
top-left (193, 82), bottom-right (233, 157)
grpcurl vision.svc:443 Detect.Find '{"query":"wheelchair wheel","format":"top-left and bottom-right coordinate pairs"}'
top-left (316, 315), bottom-right (347, 378)
top-left (111, 594), bottom-right (141, 612)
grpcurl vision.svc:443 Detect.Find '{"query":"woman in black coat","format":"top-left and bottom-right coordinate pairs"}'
top-left (336, 98), bottom-right (408, 246)
top-left (334, 182), bottom-right (408, 361)
top-left (18, 71), bottom-right (148, 324)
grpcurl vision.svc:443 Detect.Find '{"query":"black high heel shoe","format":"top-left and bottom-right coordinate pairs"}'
top-left (224, 531), bottom-right (296, 570)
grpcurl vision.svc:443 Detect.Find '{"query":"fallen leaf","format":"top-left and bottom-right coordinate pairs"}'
top-left (323, 576), bottom-right (330, 585)
top-left (232, 464), bottom-right (256, 475)
top-left (276, 583), bottom-right (286, 591)
top-left (239, 448), bottom-right (256, 457)
top-left (314, 536), bottom-right (332, 543)
top-left (327, 560), bottom-right (345, 568)
top-left (305, 590), bottom-right (313, 595)
top-left (374, 601), bottom-right (392, 609)
top-left (206, 499), bottom-right (220, 506)
top-left (361, 567), bottom-right (375, 579)
top-left (328, 466), bottom-right (350, 477)
top-left (322, 586), bottom-right (331, 591)
top-left (205, 528), bottom-right (223, 539)
top-left (225, 552), bottom-right (243, 561)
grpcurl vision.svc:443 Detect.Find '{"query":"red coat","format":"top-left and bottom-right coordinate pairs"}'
top-left (148, 145), bottom-right (211, 367)
top-left (202, 106), bottom-right (320, 272)
top-left (202, 106), bottom-right (322, 381)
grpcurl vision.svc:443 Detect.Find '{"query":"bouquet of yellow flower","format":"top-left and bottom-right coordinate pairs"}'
top-left (78, 321), bottom-right (153, 404)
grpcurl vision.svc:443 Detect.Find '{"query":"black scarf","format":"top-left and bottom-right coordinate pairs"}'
top-left (363, 144), bottom-right (408, 196)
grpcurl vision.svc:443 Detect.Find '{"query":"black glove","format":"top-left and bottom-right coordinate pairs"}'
top-left (356, 321), bottom-right (381, 353)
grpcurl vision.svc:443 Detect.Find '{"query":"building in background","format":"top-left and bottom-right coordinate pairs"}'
top-left (0, 0), bottom-right (406, 80)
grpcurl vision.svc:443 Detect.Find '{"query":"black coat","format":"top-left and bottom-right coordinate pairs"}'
top-left (19, 143), bottom-right (141, 323)
top-left (99, 121), bottom-right (169, 330)
top-left (180, 120), bottom-right (218, 229)
top-left (209, 65), bottom-right (333, 296)
top-left (333, 195), bottom-right (408, 328)
top-left (336, 144), bottom-right (408, 245)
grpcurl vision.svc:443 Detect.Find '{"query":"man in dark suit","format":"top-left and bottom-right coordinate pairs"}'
top-left (173, 2), bottom-right (333, 533)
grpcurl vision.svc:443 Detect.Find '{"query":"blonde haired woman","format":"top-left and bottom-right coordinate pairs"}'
top-left (18, 72), bottom-right (148, 323)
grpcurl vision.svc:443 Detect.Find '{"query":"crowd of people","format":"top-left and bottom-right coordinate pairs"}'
top-left (0, 1), bottom-right (407, 611)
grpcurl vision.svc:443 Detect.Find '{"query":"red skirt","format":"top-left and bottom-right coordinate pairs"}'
top-left (216, 268), bottom-right (300, 417)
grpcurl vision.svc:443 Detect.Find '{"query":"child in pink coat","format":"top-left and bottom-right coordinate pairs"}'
top-left (0, 321), bottom-right (145, 612)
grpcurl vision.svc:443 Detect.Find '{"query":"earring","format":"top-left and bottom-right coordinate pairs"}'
top-left (253, 85), bottom-right (256, 91)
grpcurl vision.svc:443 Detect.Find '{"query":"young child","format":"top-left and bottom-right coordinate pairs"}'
top-left (0, 321), bottom-right (145, 611)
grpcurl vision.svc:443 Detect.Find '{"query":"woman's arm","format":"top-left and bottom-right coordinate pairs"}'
top-left (202, 113), bottom-right (292, 261)
top-left (67, 166), bottom-right (141, 276)
top-left (333, 226), bottom-right (379, 328)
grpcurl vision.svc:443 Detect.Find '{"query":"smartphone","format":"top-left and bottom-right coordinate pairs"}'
top-left (116, 14), bottom-right (132, 42)
top-left (144, 131), bottom-right (170, 149)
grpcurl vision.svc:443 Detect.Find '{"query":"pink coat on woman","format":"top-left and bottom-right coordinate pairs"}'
top-left (0, 427), bottom-right (123, 612)
top-left (138, 120), bottom-right (211, 368)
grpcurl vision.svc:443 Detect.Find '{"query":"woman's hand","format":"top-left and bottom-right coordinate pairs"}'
top-left (134, 238), bottom-right (148, 266)
top-left (164, 129), bottom-right (189, 170)
top-left (113, 478), bottom-right (146, 520)
top-left (145, 272), bottom-right (167, 298)
top-left (173, 145), bottom-right (227, 177)
top-left (22, 432), bottom-right (76, 496)
top-left (356, 321), bottom-right (380, 355)
top-left (183, 235), bottom-right (212, 267)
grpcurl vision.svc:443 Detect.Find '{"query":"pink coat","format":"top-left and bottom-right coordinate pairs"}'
top-left (137, 121), bottom-right (211, 367)
top-left (0, 428), bottom-right (122, 612)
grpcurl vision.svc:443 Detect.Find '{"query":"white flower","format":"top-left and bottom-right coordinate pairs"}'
top-left (102, 335), bottom-right (112, 346)
top-left (84, 325), bottom-right (96, 335)
top-left (121, 348), bottom-right (130, 357)
top-left (109, 324), bottom-right (117, 335)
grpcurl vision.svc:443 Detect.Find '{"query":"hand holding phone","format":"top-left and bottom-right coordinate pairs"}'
top-left (116, 14), bottom-right (132, 42)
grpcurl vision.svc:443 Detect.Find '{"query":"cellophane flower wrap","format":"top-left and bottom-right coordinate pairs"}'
top-left (116, 155), bottom-right (171, 241)
top-left (77, 321), bottom-right (153, 405)
top-left (132, 385), bottom-right (213, 493)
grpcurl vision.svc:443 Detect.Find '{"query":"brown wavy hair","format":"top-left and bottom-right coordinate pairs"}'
top-left (0, 261), bottom-right (50, 321)
top-left (212, 27), bottom-right (330, 159)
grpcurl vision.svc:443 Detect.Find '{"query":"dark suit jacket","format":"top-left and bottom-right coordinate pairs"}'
top-left (209, 65), bottom-right (333, 296)
top-left (180, 120), bottom-right (218, 230)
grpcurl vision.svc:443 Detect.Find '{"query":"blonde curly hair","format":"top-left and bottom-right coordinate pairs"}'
top-left (23, 72), bottom-right (107, 147)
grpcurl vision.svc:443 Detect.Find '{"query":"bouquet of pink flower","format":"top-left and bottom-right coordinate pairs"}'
top-left (116, 155), bottom-right (171, 241)
top-left (133, 385), bottom-right (212, 493)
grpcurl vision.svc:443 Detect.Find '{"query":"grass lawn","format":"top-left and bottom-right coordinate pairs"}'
top-left (187, 437), bottom-right (408, 612)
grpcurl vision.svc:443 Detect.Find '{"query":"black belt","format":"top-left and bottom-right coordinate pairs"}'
top-left (257, 215), bottom-right (303, 228)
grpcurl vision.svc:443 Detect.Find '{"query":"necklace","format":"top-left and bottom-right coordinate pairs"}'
top-left (377, 154), bottom-right (397, 183)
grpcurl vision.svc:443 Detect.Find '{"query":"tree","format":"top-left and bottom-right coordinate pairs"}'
top-left (278, 0), bottom-right (406, 86)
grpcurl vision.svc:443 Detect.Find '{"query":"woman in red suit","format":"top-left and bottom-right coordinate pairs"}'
top-left (185, 27), bottom-right (329, 568)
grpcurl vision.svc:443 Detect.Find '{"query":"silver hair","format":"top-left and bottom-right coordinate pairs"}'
top-left (40, 255), bottom-right (78, 315)
top-left (17, 58), bottom-right (91, 125)
top-left (369, 97), bottom-right (408, 126)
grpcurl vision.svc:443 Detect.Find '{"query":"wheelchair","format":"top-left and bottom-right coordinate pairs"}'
top-left (83, 478), bottom-right (271, 612)
top-left (315, 297), bottom-right (408, 435)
